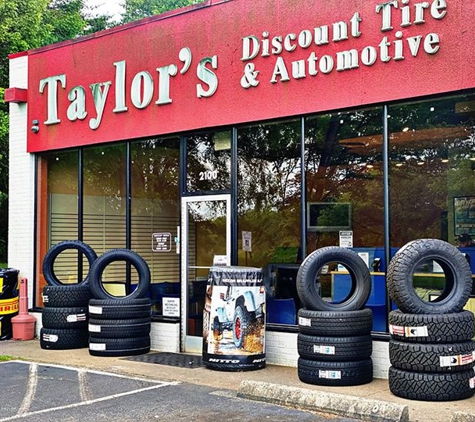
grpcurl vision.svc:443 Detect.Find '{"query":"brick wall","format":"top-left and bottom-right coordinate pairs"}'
top-left (8, 55), bottom-right (36, 307)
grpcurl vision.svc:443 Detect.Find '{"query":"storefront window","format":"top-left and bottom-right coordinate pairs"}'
top-left (36, 150), bottom-right (79, 305)
top-left (389, 94), bottom-right (475, 303)
top-left (83, 144), bottom-right (127, 293)
top-left (131, 137), bottom-right (180, 314)
top-left (237, 120), bottom-right (302, 324)
top-left (186, 131), bottom-right (231, 192)
top-left (304, 108), bottom-right (385, 330)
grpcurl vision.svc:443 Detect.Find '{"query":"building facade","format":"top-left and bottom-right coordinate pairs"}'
top-left (7, 0), bottom-right (475, 378)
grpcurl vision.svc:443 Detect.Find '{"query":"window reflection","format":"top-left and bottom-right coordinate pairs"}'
top-left (389, 95), bottom-right (475, 246)
top-left (305, 108), bottom-right (384, 251)
top-left (131, 138), bottom-right (180, 313)
top-left (186, 131), bottom-right (231, 192)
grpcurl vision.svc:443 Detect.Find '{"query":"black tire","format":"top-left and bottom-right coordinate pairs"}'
top-left (298, 334), bottom-right (372, 362)
top-left (42, 240), bottom-right (97, 286)
top-left (388, 310), bottom-right (475, 343)
top-left (89, 298), bottom-right (152, 320)
top-left (233, 305), bottom-right (250, 349)
top-left (42, 284), bottom-right (92, 308)
top-left (89, 298), bottom-right (152, 319)
top-left (298, 308), bottom-right (373, 336)
top-left (296, 247), bottom-right (371, 311)
top-left (389, 339), bottom-right (475, 373)
top-left (40, 327), bottom-right (89, 350)
top-left (389, 366), bottom-right (475, 401)
top-left (42, 306), bottom-right (88, 329)
top-left (88, 249), bottom-right (150, 300)
top-left (298, 357), bottom-right (373, 386)
top-left (89, 335), bottom-right (150, 357)
top-left (387, 239), bottom-right (472, 314)
top-left (89, 317), bottom-right (151, 339)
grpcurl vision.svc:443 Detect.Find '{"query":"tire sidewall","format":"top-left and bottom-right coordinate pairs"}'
top-left (388, 239), bottom-right (472, 314)
top-left (297, 247), bottom-right (371, 311)
top-left (42, 241), bottom-right (97, 286)
top-left (89, 249), bottom-right (150, 300)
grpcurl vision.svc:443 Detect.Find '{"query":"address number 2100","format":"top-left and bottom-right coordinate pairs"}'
top-left (199, 170), bottom-right (218, 181)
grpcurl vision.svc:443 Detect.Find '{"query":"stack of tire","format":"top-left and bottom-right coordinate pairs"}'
top-left (87, 248), bottom-right (152, 357)
top-left (387, 239), bottom-right (475, 401)
top-left (40, 241), bottom-right (96, 350)
top-left (296, 247), bottom-right (374, 386)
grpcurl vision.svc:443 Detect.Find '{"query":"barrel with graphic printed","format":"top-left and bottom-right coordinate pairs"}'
top-left (0, 268), bottom-right (20, 340)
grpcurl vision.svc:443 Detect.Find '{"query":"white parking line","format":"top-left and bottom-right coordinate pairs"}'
top-left (17, 363), bottom-right (38, 416)
top-left (0, 361), bottom-right (180, 422)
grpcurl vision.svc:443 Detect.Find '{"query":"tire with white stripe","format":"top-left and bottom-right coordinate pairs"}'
top-left (298, 357), bottom-right (373, 386)
top-left (388, 310), bottom-right (475, 343)
top-left (89, 317), bottom-right (151, 339)
top-left (89, 335), bottom-right (150, 357)
top-left (42, 306), bottom-right (88, 329)
top-left (40, 327), bottom-right (89, 350)
top-left (298, 334), bottom-right (372, 362)
top-left (298, 308), bottom-right (373, 336)
top-left (389, 366), bottom-right (475, 401)
top-left (42, 284), bottom-right (92, 308)
top-left (89, 298), bottom-right (151, 319)
top-left (389, 339), bottom-right (475, 373)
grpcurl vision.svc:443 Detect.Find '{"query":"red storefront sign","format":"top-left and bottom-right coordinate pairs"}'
top-left (24, 0), bottom-right (475, 152)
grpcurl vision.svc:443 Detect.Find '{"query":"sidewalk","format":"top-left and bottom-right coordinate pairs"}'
top-left (1, 338), bottom-right (474, 422)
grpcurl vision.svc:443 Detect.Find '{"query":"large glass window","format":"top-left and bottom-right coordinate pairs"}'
top-left (83, 144), bottom-right (127, 294)
top-left (237, 120), bottom-right (302, 324)
top-left (389, 94), bottom-right (475, 305)
top-left (131, 137), bottom-right (180, 314)
top-left (304, 108), bottom-right (385, 330)
top-left (36, 150), bottom-right (79, 305)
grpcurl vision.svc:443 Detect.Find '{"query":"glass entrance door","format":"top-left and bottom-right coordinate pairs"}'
top-left (181, 194), bottom-right (231, 353)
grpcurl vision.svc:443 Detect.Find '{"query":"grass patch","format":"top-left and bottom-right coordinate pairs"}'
top-left (0, 355), bottom-right (17, 362)
top-left (0, 263), bottom-right (7, 268)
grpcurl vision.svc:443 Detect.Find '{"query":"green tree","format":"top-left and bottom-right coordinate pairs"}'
top-left (121, 0), bottom-right (203, 23)
top-left (0, 0), bottom-right (111, 262)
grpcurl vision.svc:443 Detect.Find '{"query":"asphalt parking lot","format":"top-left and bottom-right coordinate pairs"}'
top-left (0, 361), bottom-right (355, 422)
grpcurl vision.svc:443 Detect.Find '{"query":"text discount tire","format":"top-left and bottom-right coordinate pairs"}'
top-left (298, 358), bottom-right (373, 386)
top-left (296, 247), bottom-right (371, 311)
top-left (387, 239), bottom-right (472, 314)
top-left (388, 310), bottom-right (475, 343)
top-left (88, 249), bottom-right (150, 300)
top-left (389, 366), bottom-right (475, 401)
top-left (298, 308), bottom-right (373, 336)
top-left (298, 334), bottom-right (372, 362)
top-left (42, 240), bottom-right (97, 286)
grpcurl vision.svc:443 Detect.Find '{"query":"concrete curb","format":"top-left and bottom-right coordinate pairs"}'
top-left (452, 412), bottom-right (475, 422)
top-left (238, 380), bottom-right (409, 422)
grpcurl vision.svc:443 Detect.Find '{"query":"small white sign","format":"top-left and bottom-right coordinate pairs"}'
top-left (242, 231), bottom-right (252, 252)
top-left (339, 230), bottom-right (353, 248)
top-left (213, 255), bottom-right (228, 266)
top-left (358, 252), bottom-right (370, 268)
top-left (163, 297), bottom-right (180, 317)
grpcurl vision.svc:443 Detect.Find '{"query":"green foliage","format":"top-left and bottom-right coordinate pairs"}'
top-left (0, 0), bottom-right (113, 262)
top-left (121, 0), bottom-right (204, 23)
